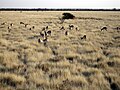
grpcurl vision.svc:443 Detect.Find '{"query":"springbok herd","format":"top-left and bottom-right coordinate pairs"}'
top-left (3, 20), bottom-right (120, 45)
top-left (0, 11), bottom-right (120, 90)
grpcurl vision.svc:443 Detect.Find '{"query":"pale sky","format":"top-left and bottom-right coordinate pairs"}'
top-left (0, 0), bottom-right (120, 9)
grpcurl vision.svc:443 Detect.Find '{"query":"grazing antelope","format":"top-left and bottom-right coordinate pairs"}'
top-left (65, 31), bottom-right (69, 36)
top-left (10, 23), bottom-right (13, 26)
top-left (69, 25), bottom-right (74, 30)
top-left (29, 28), bottom-right (32, 30)
top-left (1, 22), bottom-right (6, 25)
top-left (81, 35), bottom-right (86, 40)
top-left (42, 27), bottom-right (46, 31)
top-left (25, 24), bottom-right (28, 28)
top-left (8, 26), bottom-right (11, 32)
top-left (43, 36), bottom-right (48, 46)
top-left (38, 37), bottom-right (48, 43)
top-left (40, 31), bottom-right (45, 37)
top-left (116, 27), bottom-right (120, 30)
top-left (44, 31), bottom-right (48, 37)
top-left (20, 22), bottom-right (24, 24)
top-left (8, 29), bottom-right (11, 33)
top-left (8, 26), bottom-right (10, 29)
top-left (60, 26), bottom-right (65, 30)
top-left (46, 26), bottom-right (48, 29)
top-left (38, 38), bottom-right (43, 43)
top-left (75, 27), bottom-right (79, 31)
top-left (43, 37), bottom-right (48, 42)
top-left (101, 27), bottom-right (107, 31)
top-left (75, 27), bottom-right (78, 30)
top-left (32, 26), bottom-right (35, 29)
top-left (47, 30), bottom-right (51, 36)
top-left (42, 26), bottom-right (48, 31)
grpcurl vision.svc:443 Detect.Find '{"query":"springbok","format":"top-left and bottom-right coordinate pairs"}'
top-left (60, 26), bottom-right (65, 30)
top-left (38, 38), bottom-right (43, 43)
top-left (47, 30), bottom-right (51, 36)
top-left (32, 26), bottom-right (35, 29)
top-left (69, 25), bottom-right (74, 30)
top-left (8, 26), bottom-right (10, 29)
top-left (43, 37), bottom-right (48, 42)
top-left (44, 31), bottom-right (47, 37)
top-left (65, 31), bottom-right (69, 36)
top-left (25, 24), bottom-right (28, 28)
top-left (116, 27), bottom-right (120, 30)
top-left (42, 27), bottom-right (46, 31)
top-left (101, 27), bottom-right (107, 31)
top-left (1, 22), bottom-right (6, 25)
top-left (75, 27), bottom-right (79, 31)
top-left (40, 31), bottom-right (45, 37)
top-left (81, 35), bottom-right (86, 40)
top-left (29, 28), bottom-right (32, 30)
top-left (46, 26), bottom-right (48, 30)
top-left (10, 23), bottom-right (13, 26)
top-left (38, 37), bottom-right (48, 43)
top-left (20, 22), bottom-right (24, 24)
top-left (8, 26), bottom-right (11, 32)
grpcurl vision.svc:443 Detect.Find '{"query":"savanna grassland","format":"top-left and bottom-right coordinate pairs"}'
top-left (0, 11), bottom-right (120, 90)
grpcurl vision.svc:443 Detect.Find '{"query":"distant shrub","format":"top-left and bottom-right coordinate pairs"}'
top-left (62, 13), bottom-right (75, 19)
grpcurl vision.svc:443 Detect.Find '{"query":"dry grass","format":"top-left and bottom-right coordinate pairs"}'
top-left (0, 11), bottom-right (120, 90)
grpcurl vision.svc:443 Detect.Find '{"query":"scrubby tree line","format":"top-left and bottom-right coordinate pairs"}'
top-left (0, 8), bottom-right (120, 11)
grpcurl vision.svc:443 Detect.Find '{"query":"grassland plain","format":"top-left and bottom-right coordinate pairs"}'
top-left (0, 11), bottom-right (120, 90)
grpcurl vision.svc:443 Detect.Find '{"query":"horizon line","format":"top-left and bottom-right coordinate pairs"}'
top-left (0, 7), bottom-right (120, 9)
top-left (0, 8), bottom-right (120, 11)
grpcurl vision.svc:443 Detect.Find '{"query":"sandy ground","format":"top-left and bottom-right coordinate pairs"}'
top-left (0, 11), bottom-right (120, 90)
